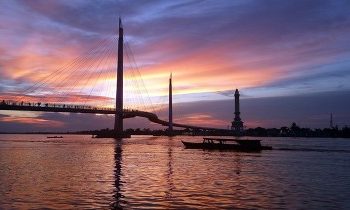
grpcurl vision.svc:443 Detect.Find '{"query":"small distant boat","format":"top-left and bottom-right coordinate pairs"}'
top-left (182, 137), bottom-right (272, 152)
top-left (47, 136), bottom-right (63, 139)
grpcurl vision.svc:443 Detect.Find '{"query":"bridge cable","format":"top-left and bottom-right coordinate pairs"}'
top-left (53, 38), bottom-right (114, 100)
top-left (14, 37), bottom-right (112, 103)
top-left (51, 38), bottom-right (115, 104)
top-left (124, 40), bottom-right (157, 113)
top-left (82, 42), bottom-right (116, 106)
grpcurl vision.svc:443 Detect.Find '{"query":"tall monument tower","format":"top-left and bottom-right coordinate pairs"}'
top-left (231, 89), bottom-right (244, 132)
top-left (168, 73), bottom-right (173, 135)
top-left (114, 18), bottom-right (124, 137)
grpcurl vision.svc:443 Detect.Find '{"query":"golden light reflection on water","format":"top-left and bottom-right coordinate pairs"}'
top-left (0, 135), bottom-right (116, 209)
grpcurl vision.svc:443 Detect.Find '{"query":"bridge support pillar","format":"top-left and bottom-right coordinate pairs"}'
top-left (168, 73), bottom-right (173, 136)
top-left (115, 18), bottom-right (124, 138)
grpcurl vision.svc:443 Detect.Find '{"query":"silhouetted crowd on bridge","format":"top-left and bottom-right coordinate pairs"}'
top-left (1, 100), bottom-right (115, 111)
top-left (1, 100), bottom-right (142, 112)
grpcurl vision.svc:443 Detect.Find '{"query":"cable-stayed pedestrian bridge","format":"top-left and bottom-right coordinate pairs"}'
top-left (0, 100), bottom-right (228, 132)
top-left (0, 19), bottom-right (233, 136)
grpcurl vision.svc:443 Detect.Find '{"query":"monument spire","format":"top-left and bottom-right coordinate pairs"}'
top-left (231, 89), bottom-right (244, 133)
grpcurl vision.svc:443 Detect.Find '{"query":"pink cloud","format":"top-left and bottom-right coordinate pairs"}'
top-left (0, 115), bottom-right (64, 127)
top-left (174, 113), bottom-right (228, 129)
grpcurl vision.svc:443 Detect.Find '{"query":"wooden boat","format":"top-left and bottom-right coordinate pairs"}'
top-left (46, 136), bottom-right (63, 138)
top-left (182, 137), bottom-right (272, 151)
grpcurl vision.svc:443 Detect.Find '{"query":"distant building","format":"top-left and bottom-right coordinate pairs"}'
top-left (330, 113), bottom-right (333, 128)
top-left (231, 89), bottom-right (244, 132)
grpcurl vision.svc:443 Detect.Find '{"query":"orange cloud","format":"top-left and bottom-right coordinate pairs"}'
top-left (0, 28), bottom-right (289, 110)
top-left (2, 33), bottom-right (117, 89)
top-left (2, 35), bottom-right (282, 112)
top-left (130, 44), bottom-right (282, 97)
top-left (0, 116), bottom-right (64, 127)
top-left (174, 114), bottom-right (228, 128)
top-left (1, 23), bottom-right (288, 110)
top-left (0, 93), bottom-right (113, 105)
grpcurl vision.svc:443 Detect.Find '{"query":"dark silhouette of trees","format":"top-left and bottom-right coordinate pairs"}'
top-left (244, 122), bottom-right (350, 138)
top-left (27, 123), bottom-right (348, 138)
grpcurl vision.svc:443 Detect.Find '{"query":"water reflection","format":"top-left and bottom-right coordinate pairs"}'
top-left (2, 135), bottom-right (349, 209)
top-left (112, 139), bottom-right (123, 210)
top-left (234, 153), bottom-right (242, 175)
top-left (165, 137), bottom-right (174, 200)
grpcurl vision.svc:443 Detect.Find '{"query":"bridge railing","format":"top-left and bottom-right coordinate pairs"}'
top-left (0, 99), bottom-right (145, 113)
top-left (0, 100), bottom-right (116, 111)
top-left (1, 99), bottom-right (229, 131)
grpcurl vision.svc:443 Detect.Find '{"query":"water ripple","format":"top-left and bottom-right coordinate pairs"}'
top-left (1, 135), bottom-right (350, 209)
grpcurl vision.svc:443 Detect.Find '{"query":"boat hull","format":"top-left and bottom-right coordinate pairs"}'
top-left (181, 141), bottom-right (272, 151)
top-left (47, 136), bottom-right (63, 138)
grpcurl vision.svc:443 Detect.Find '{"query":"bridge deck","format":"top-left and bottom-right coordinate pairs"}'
top-left (0, 101), bottom-right (229, 131)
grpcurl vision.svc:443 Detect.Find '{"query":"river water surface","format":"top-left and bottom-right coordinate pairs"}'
top-left (0, 134), bottom-right (350, 209)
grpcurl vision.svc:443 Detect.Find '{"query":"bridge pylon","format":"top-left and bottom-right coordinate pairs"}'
top-left (168, 73), bottom-right (173, 136)
top-left (114, 18), bottom-right (124, 138)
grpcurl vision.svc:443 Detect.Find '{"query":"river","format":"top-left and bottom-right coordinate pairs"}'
top-left (0, 134), bottom-right (349, 209)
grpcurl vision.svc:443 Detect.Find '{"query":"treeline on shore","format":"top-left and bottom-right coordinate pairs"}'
top-left (1, 122), bottom-right (349, 138)
top-left (244, 123), bottom-right (350, 138)
top-left (84, 122), bottom-right (350, 138)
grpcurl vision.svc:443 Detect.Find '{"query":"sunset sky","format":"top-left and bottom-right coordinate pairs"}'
top-left (1, 0), bottom-right (350, 132)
